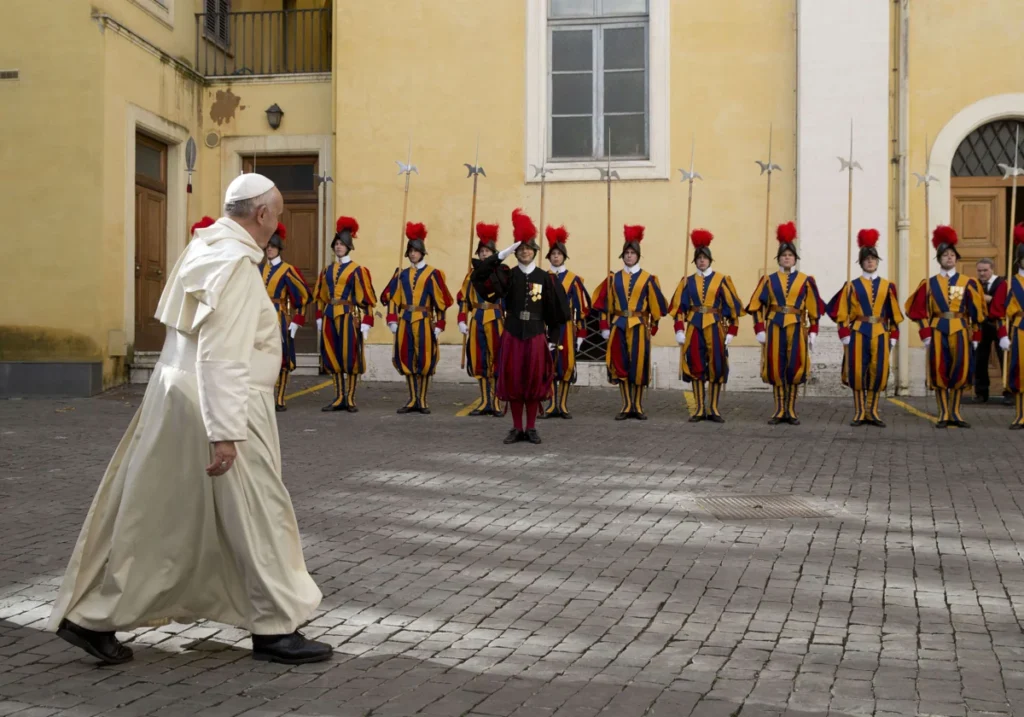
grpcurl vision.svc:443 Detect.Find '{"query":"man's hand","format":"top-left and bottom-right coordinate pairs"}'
top-left (316, 318), bottom-right (323, 334)
top-left (207, 441), bottom-right (237, 477)
top-left (433, 326), bottom-right (442, 338)
top-left (725, 334), bottom-right (734, 347)
top-left (288, 322), bottom-right (300, 339)
top-left (601, 329), bottom-right (610, 340)
top-left (576, 337), bottom-right (583, 350)
top-left (1000, 336), bottom-right (1011, 351)
top-left (360, 324), bottom-right (370, 340)
top-left (458, 321), bottom-right (468, 335)
top-left (498, 242), bottom-right (522, 261)
top-left (388, 322), bottom-right (398, 334)
top-left (808, 333), bottom-right (817, 351)
top-left (890, 337), bottom-right (897, 348)
top-left (923, 336), bottom-right (931, 347)
top-left (755, 331), bottom-right (766, 345)
top-left (675, 330), bottom-right (686, 345)
top-left (841, 335), bottom-right (851, 346)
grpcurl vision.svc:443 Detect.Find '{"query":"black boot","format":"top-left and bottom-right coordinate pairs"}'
top-left (251, 632), bottom-right (332, 665)
top-left (525, 429), bottom-right (542, 444)
top-left (504, 429), bottom-right (524, 444)
top-left (56, 619), bottom-right (134, 665)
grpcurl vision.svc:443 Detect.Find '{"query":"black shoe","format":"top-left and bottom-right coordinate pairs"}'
top-left (525, 429), bottom-right (542, 444)
top-left (1010, 423), bottom-right (1024, 430)
top-left (1004, 395), bottom-right (1014, 406)
top-left (850, 419), bottom-right (864, 427)
top-left (469, 408), bottom-right (485, 416)
top-left (561, 411), bottom-right (573, 419)
top-left (275, 404), bottom-right (287, 413)
top-left (322, 403), bottom-right (345, 412)
top-left (418, 407), bottom-right (431, 415)
top-left (346, 405), bottom-right (359, 413)
top-left (251, 632), bottom-right (332, 665)
top-left (787, 417), bottom-right (801, 426)
top-left (974, 394), bottom-right (989, 404)
top-left (56, 619), bottom-right (134, 665)
top-left (537, 411), bottom-right (550, 420)
top-left (707, 415), bottom-right (725, 424)
top-left (935, 420), bottom-right (949, 428)
top-left (954, 419), bottom-right (971, 428)
top-left (615, 412), bottom-right (630, 421)
top-left (870, 418), bottom-right (886, 428)
top-left (768, 417), bottom-right (784, 425)
top-left (633, 412), bottom-right (648, 421)
top-left (689, 414), bottom-right (705, 423)
top-left (397, 406), bottom-right (414, 414)
top-left (503, 429), bottom-right (524, 444)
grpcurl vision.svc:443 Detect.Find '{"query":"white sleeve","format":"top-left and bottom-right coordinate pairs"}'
top-left (195, 262), bottom-right (260, 443)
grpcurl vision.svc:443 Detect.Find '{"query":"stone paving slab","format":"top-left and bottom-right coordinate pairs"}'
top-left (2, 379), bottom-right (1024, 716)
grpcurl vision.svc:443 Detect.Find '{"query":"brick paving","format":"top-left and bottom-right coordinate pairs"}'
top-left (2, 379), bottom-right (1024, 716)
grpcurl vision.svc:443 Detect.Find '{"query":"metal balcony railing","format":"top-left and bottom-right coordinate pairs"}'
top-left (195, 9), bottom-right (331, 77)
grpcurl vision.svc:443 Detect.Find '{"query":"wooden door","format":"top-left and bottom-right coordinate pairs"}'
top-left (243, 155), bottom-right (320, 353)
top-left (134, 134), bottom-right (168, 351)
top-left (951, 181), bottom-right (1007, 390)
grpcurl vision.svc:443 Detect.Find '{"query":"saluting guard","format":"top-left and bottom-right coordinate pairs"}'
top-left (458, 222), bottom-right (505, 416)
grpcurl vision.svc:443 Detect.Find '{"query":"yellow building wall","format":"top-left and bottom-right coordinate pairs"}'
top-left (332, 0), bottom-right (797, 347)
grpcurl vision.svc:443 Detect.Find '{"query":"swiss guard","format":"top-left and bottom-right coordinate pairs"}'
top-left (745, 222), bottom-right (825, 425)
top-left (668, 229), bottom-right (744, 423)
top-left (905, 226), bottom-right (986, 428)
top-left (458, 222), bottom-right (505, 417)
top-left (826, 229), bottom-right (904, 427)
top-left (385, 222), bottom-right (454, 414)
top-left (259, 222), bottom-right (312, 412)
top-left (592, 225), bottom-right (669, 420)
top-left (540, 225), bottom-right (591, 420)
top-left (471, 209), bottom-right (569, 444)
top-left (994, 224), bottom-right (1024, 429)
top-left (313, 216), bottom-right (376, 412)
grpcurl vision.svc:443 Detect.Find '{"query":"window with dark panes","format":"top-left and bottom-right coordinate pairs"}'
top-left (549, 0), bottom-right (648, 161)
top-left (204, 0), bottom-right (231, 46)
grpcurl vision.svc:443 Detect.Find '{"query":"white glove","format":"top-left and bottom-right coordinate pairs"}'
top-left (1000, 336), bottom-right (1011, 351)
top-left (675, 330), bottom-right (686, 345)
top-left (458, 321), bottom-right (468, 335)
top-left (808, 333), bottom-right (817, 351)
top-left (434, 326), bottom-right (442, 338)
top-left (755, 331), bottom-right (766, 345)
top-left (288, 322), bottom-right (300, 339)
top-left (890, 338), bottom-right (897, 348)
top-left (548, 342), bottom-right (556, 352)
top-left (497, 242), bottom-right (522, 261)
top-left (601, 329), bottom-right (610, 340)
top-left (316, 318), bottom-right (323, 334)
top-left (841, 335), bottom-right (851, 346)
top-left (388, 322), bottom-right (398, 334)
top-left (972, 341), bottom-right (979, 350)
top-left (923, 336), bottom-right (931, 347)
top-left (725, 334), bottom-right (734, 347)
top-left (360, 324), bottom-right (370, 340)
top-left (576, 337), bottom-right (584, 350)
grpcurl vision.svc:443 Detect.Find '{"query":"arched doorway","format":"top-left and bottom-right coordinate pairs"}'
top-left (949, 119), bottom-right (1024, 276)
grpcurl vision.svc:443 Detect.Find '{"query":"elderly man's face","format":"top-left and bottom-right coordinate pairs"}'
top-left (977, 262), bottom-right (993, 283)
top-left (252, 189), bottom-right (284, 249)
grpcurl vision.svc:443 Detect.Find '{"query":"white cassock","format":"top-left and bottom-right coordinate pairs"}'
top-left (47, 218), bottom-right (321, 635)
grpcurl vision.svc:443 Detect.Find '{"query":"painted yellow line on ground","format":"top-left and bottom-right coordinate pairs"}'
top-left (284, 379), bottom-right (333, 401)
top-left (455, 399), bottom-right (483, 417)
top-left (887, 398), bottom-right (940, 424)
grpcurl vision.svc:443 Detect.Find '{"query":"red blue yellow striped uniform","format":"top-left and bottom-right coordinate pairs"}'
top-left (994, 274), bottom-right (1024, 426)
top-left (826, 276), bottom-right (904, 423)
top-left (592, 268), bottom-right (669, 416)
top-left (259, 258), bottom-right (311, 407)
top-left (669, 270), bottom-right (744, 419)
top-left (746, 270), bottom-right (824, 421)
top-left (458, 271), bottom-right (505, 414)
top-left (313, 258), bottom-right (377, 409)
top-left (905, 272), bottom-right (986, 424)
top-left (543, 269), bottom-right (591, 417)
top-left (385, 264), bottom-right (454, 410)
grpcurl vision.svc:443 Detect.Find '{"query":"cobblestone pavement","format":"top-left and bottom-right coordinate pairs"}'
top-left (3, 379), bottom-right (1024, 717)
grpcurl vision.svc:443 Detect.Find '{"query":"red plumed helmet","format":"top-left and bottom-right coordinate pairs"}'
top-left (190, 216), bottom-right (215, 235)
top-left (476, 222), bottom-right (499, 242)
top-left (857, 228), bottom-right (880, 248)
top-left (405, 222), bottom-right (427, 241)
top-left (511, 208), bottom-right (538, 243)
top-left (623, 225), bottom-right (645, 243)
top-left (931, 225), bottom-right (958, 249)
top-left (274, 223), bottom-right (287, 240)
top-left (690, 229), bottom-right (713, 248)
top-left (1014, 223), bottom-right (1024, 246)
top-left (776, 221), bottom-right (797, 243)
top-left (545, 225), bottom-right (568, 247)
top-left (336, 216), bottom-right (359, 236)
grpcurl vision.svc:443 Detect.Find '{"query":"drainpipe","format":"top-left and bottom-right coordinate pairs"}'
top-left (895, 0), bottom-right (911, 394)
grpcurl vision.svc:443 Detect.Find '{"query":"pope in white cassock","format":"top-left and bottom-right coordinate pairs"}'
top-left (48, 174), bottom-right (331, 665)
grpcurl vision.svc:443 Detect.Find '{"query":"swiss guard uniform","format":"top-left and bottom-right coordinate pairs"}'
top-left (384, 222), bottom-right (454, 414)
top-left (669, 229), bottom-right (744, 423)
top-left (905, 226), bottom-right (987, 428)
top-left (313, 216), bottom-right (376, 412)
top-left (540, 225), bottom-right (591, 419)
top-left (745, 222), bottom-right (825, 425)
top-left (994, 226), bottom-right (1024, 429)
top-left (471, 209), bottom-right (569, 444)
top-left (458, 222), bottom-right (505, 417)
top-left (826, 229), bottom-right (904, 427)
top-left (592, 225), bottom-right (669, 420)
top-left (258, 222), bottom-right (312, 412)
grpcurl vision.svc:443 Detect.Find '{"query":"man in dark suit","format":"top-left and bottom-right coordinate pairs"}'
top-left (975, 258), bottom-right (1011, 404)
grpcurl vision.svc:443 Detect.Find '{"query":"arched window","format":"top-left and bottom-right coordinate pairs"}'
top-left (952, 120), bottom-right (1024, 177)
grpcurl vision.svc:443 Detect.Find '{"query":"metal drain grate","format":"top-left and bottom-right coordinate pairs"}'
top-left (694, 495), bottom-right (830, 520)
